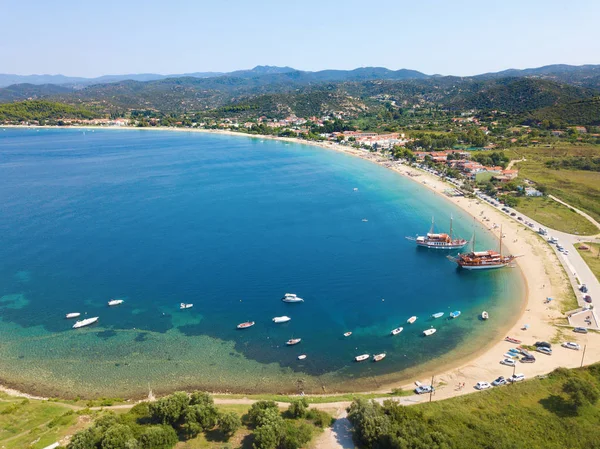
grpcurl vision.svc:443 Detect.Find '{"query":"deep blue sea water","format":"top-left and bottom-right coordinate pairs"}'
top-left (0, 128), bottom-right (524, 397)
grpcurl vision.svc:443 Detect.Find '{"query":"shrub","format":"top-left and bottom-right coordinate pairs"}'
top-left (306, 409), bottom-right (334, 428)
top-left (218, 411), bottom-right (242, 437)
top-left (138, 425), bottom-right (178, 449)
top-left (287, 398), bottom-right (308, 418)
top-left (99, 423), bottom-right (135, 449)
top-left (279, 422), bottom-right (313, 449)
top-left (248, 401), bottom-right (280, 427)
top-left (149, 392), bottom-right (189, 425)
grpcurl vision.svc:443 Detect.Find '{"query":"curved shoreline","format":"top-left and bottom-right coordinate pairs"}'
top-left (1, 125), bottom-right (596, 401)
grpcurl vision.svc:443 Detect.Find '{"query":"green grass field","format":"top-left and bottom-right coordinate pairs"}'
top-left (415, 364), bottom-right (600, 449)
top-left (515, 196), bottom-right (599, 235)
top-left (0, 394), bottom-right (84, 449)
top-left (506, 145), bottom-right (600, 227)
top-left (577, 242), bottom-right (600, 283)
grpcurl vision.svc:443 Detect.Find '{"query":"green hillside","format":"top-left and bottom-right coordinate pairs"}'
top-left (0, 100), bottom-right (97, 122)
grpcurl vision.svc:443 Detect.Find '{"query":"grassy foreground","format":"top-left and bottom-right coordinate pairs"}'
top-left (348, 363), bottom-right (600, 449)
top-left (577, 242), bottom-right (600, 282)
top-left (507, 145), bottom-right (600, 226)
top-left (515, 196), bottom-right (599, 235)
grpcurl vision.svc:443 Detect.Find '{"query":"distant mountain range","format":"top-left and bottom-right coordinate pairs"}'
top-left (1, 64), bottom-right (600, 123)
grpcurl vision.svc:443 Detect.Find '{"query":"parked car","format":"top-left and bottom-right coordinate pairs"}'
top-left (501, 358), bottom-right (516, 366)
top-left (536, 346), bottom-right (553, 355)
top-left (574, 327), bottom-right (589, 334)
top-left (475, 381), bottom-right (491, 390)
top-left (580, 284), bottom-right (588, 293)
top-left (583, 294), bottom-right (592, 303)
top-left (492, 376), bottom-right (507, 386)
top-left (415, 385), bottom-right (434, 394)
top-left (517, 216), bottom-right (523, 221)
top-left (562, 342), bottom-right (581, 351)
top-left (534, 341), bottom-right (552, 348)
top-left (511, 212), bottom-right (517, 216)
top-left (520, 356), bottom-right (536, 363)
top-left (508, 373), bottom-right (525, 383)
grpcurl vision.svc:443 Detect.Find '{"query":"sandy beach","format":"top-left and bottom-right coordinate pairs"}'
top-left (1, 125), bottom-right (598, 402)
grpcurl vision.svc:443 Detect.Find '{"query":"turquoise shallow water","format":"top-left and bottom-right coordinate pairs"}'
top-left (0, 128), bottom-right (524, 397)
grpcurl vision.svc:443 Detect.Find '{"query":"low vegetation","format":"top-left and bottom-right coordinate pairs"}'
top-left (348, 363), bottom-right (600, 448)
top-left (508, 145), bottom-right (600, 224)
top-left (0, 100), bottom-right (98, 122)
top-left (577, 242), bottom-right (600, 282)
top-left (65, 393), bottom-right (331, 449)
top-left (515, 196), bottom-right (599, 235)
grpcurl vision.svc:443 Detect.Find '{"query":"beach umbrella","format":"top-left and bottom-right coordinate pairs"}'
top-left (523, 324), bottom-right (530, 330)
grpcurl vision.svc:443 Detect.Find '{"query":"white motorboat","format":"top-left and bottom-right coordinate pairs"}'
top-left (423, 328), bottom-right (437, 336)
top-left (73, 317), bottom-right (99, 329)
top-left (391, 327), bottom-right (403, 336)
top-left (407, 316), bottom-right (417, 324)
top-left (65, 312), bottom-right (81, 319)
top-left (481, 311), bottom-right (489, 320)
top-left (431, 312), bottom-right (444, 319)
top-left (180, 303), bottom-right (193, 309)
top-left (373, 353), bottom-right (386, 362)
top-left (108, 299), bottom-right (124, 306)
top-left (237, 321), bottom-right (255, 329)
top-left (355, 354), bottom-right (370, 362)
top-left (343, 332), bottom-right (352, 337)
top-left (282, 293), bottom-right (304, 303)
top-left (287, 338), bottom-right (302, 345)
top-left (297, 354), bottom-right (307, 360)
top-left (272, 316), bottom-right (291, 323)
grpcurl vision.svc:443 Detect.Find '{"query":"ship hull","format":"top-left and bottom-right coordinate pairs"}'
top-left (416, 241), bottom-right (468, 250)
top-left (458, 263), bottom-right (508, 270)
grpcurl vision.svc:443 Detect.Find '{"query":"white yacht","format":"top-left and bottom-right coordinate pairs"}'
top-left (272, 316), bottom-right (291, 323)
top-left (180, 303), bottom-right (193, 309)
top-left (286, 338), bottom-right (302, 345)
top-left (65, 312), bottom-right (81, 319)
top-left (391, 327), bottom-right (403, 336)
top-left (73, 317), bottom-right (99, 329)
top-left (407, 316), bottom-right (417, 324)
top-left (297, 354), bottom-right (307, 360)
top-left (282, 293), bottom-right (304, 303)
top-left (423, 328), bottom-right (437, 336)
top-left (108, 299), bottom-right (124, 306)
top-left (481, 311), bottom-right (489, 320)
top-left (373, 353), bottom-right (386, 362)
top-left (355, 354), bottom-right (370, 362)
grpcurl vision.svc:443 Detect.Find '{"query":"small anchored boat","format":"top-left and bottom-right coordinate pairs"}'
top-left (431, 312), bottom-right (444, 319)
top-left (423, 328), bottom-right (437, 336)
top-left (180, 303), bottom-right (193, 309)
top-left (373, 353), bottom-right (386, 362)
top-left (273, 316), bottom-right (291, 323)
top-left (282, 293), bottom-right (304, 303)
top-left (355, 354), bottom-right (370, 362)
top-left (108, 299), bottom-right (124, 306)
top-left (65, 312), bottom-right (81, 319)
top-left (287, 338), bottom-right (302, 345)
top-left (237, 321), bottom-right (255, 329)
top-left (391, 327), bottom-right (403, 336)
top-left (407, 316), bottom-right (417, 324)
top-left (297, 354), bottom-right (307, 360)
top-left (344, 332), bottom-right (352, 337)
top-left (481, 311), bottom-right (489, 320)
top-left (449, 311), bottom-right (461, 319)
top-left (73, 317), bottom-right (99, 329)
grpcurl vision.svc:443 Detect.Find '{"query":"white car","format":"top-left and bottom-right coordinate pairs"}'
top-left (500, 358), bottom-right (516, 366)
top-left (508, 373), bottom-right (525, 383)
top-left (562, 342), bottom-right (580, 351)
top-left (475, 381), bottom-right (491, 390)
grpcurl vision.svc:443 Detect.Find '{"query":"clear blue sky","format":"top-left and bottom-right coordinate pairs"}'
top-left (1, 0), bottom-right (598, 77)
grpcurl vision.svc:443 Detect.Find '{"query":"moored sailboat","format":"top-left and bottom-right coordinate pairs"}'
top-left (447, 226), bottom-right (519, 270)
top-left (406, 216), bottom-right (468, 250)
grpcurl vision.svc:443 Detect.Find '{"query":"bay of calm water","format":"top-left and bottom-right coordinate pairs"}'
top-left (0, 128), bottom-right (524, 397)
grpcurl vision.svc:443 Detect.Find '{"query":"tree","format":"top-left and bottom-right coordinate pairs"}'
top-left (287, 398), bottom-right (308, 418)
top-left (563, 377), bottom-right (600, 413)
top-left (279, 422), bottom-right (313, 449)
top-left (149, 392), bottom-right (190, 425)
top-left (100, 424), bottom-right (136, 449)
top-left (248, 401), bottom-right (279, 427)
top-left (138, 425), bottom-right (178, 449)
top-left (67, 428), bottom-right (97, 449)
top-left (181, 403), bottom-right (219, 438)
top-left (218, 411), bottom-right (241, 438)
top-left (189, 391), bottom-right (213, 407)
top-left (253, 424), bottom-right (280, 449)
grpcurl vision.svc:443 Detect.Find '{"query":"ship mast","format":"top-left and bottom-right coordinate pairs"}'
top-left (499, 225), bottom-right (503, 256)
top-left (449, 215), bottom-right (453, 240)
top-left (429, 216), bottom-right (434, 234)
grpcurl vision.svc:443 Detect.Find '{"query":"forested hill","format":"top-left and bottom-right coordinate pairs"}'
top-left (524, 97), bottom-right (600, 126)
top-left (0, 100), bottom-right (98, 122)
